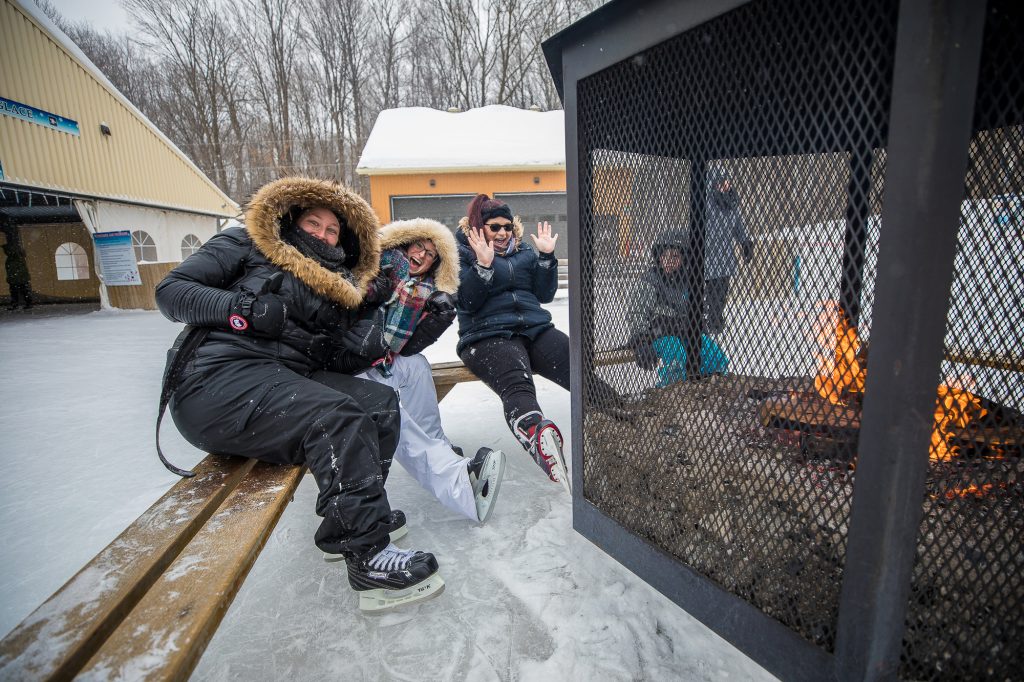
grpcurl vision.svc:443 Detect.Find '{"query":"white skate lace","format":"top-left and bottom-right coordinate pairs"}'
top-left (368, 543), bottom-right (417, 571)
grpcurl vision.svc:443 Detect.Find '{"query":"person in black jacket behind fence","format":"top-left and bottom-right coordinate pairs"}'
top-left (455, 194), bottom-right (628, 495)
top-left (154, 177), bottom-right (443, 612)
top-left (628, 230), bottom-right (729, 387)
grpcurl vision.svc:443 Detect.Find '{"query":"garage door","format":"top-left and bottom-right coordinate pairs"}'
top-left (391, 192), bottom-right (568, 259)
top-left (390, 195), bottom-right (475, 231)
top-left (494, 192), bottom-right (568, 259)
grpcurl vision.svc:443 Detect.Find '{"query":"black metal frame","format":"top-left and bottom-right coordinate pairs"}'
top-left (545, 1), bottom-right (989, 680)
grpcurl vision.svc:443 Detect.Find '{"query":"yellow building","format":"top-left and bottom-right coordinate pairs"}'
top-left (357, 106), bottom-right (568, 259)
top-left (0, 0), bottom-right (238, 309)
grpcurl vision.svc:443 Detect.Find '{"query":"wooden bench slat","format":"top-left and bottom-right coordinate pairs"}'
top-left (0, 456), bottom-right (255, 681)
top-left (78, 461), bottom-right (305, 681)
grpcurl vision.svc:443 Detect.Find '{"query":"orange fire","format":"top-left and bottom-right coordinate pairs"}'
top-left (812, 303), bottom-right (990, 463)
top-left (930, 385), bottom-right (988, 461)
top-left (814, 305), bottom-right (865, 406)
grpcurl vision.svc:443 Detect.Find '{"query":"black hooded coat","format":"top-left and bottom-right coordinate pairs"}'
top-left (155, 177), bottom-right (399, 560)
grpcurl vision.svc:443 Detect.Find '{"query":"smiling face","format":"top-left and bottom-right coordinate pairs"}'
top-left (659, 247), bottom-right (683, 274)
top-left (483, 219), bottom-right (514, 252)
top-left (296, 207), bottom-right (341, 248)
top-left (406, 239), bottom-right (437, 276)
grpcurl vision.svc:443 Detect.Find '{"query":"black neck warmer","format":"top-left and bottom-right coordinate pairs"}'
top-left (284, 224), bottom-right (349, 273)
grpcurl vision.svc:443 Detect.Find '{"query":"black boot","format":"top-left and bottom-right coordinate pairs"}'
top-left (346, 543), bottom-right (444, 612)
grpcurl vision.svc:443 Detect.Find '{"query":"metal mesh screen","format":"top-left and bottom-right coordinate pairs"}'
top-left (576, 0), bottom-right (897, 651)
top-left (900, 2), bottom-right (1024, 679)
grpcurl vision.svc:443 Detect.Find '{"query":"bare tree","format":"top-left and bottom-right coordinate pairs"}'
top-left (234, 0), bottom-right (302, 172)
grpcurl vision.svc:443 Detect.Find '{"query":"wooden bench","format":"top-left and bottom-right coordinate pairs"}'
top-left (0, 363), bottom-right (483, 681)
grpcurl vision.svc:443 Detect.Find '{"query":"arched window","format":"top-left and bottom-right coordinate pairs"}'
top-left (181, 234), bottom-right (203, 260)
top-left (131, 230), bottom-right (157, 262)
top-left (54, 242), bottom-right (90, 280)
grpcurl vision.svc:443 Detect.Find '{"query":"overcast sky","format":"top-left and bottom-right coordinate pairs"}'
top-left (45, 0), bottom-right (133, 34)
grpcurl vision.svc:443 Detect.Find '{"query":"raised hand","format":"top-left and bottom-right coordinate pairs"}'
top-left (468, 226), bottom-right (495, 267)
top-left (530, 221), bottom-right (558, 254)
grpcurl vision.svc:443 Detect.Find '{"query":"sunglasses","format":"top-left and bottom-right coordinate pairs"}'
top-left (485, 222), bottom-right (514, 234)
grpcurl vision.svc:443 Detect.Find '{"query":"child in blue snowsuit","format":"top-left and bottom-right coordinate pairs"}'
top-left (628, 230), bottom-right (728, 386)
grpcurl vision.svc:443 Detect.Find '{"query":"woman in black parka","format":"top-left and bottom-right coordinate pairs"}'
top-left (456, 194), bottom-right (627, 494)
top-left (155, 177), bottom-right (442, 612)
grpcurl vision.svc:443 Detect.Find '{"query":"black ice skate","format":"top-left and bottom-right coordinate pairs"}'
top-left (467, 447), bottom-right (505, 523)
top-left (347, 543), bottom-right (444, 612)
top-left (323, 510), bottom-right (407, 562)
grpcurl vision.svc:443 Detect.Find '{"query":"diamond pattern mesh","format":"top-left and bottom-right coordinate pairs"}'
top-left (576, 0), bottom-right (897, 652)
top-left (899, 2), bottom-right (1024, 679)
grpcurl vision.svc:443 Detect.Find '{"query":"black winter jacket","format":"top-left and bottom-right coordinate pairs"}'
top-left (156, 178), bottom-right (382, 378)
top-left (454, 216), bottom-right (558, 354)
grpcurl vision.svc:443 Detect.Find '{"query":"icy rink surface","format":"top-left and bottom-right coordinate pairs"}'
top-left (0, 297), bottom-right (775, 681)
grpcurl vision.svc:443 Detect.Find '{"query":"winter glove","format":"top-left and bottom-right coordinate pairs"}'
top-left (228, 272), bottom-right (287, 338)
top-left (400, 296), bottom-right (457, 356)
top-left (341, 309), bottom-right (389, 360)
top-left (424, 291), bottom-right (457, 322)
top-left (740, 239), bottom-right (754, 263)
top-left (364, 262), bottom-right (395, 305)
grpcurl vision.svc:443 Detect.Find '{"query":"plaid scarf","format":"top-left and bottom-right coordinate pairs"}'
top-left (374, 247), bottom-right (435, 376)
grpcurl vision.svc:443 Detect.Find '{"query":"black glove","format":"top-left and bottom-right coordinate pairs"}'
top-left (228, 272), bottom-right (287, 338)
top-left (364, 262), bottom-right (395, 305)
top-left (424, 291), bottom-right (456, 321)
top-left (634, 341), bottom-right (658, 371)
top-left (740, 239), bottom-right (754, 263)
top-left (341, 310), bottom-right (388, 360)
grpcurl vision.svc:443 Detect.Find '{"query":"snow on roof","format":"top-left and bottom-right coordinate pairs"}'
top-left (13, 0), bottom-right (238, 213)
top-left (357, 106), bottom-right (565, 174)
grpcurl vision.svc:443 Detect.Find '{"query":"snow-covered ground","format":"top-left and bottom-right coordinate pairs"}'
top-left (0, 296), bottom-right (775, 680)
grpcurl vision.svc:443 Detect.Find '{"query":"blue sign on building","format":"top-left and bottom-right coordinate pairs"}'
top-left (0, 96), bottom-right (80, 136)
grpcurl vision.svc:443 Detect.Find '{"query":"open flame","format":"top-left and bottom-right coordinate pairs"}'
top-left (812, 302), bottom-right (992, 463)
top-left (930, 385), bottom-right (988, 461)
top-left (813, 303), bottom-right (865, 406)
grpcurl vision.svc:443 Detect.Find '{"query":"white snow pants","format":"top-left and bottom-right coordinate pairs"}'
top-left (359, 353), bottom-right (477, 521)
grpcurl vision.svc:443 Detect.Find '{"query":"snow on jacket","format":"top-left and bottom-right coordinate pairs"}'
top-left (704, 170), bottom-right (750, 280)
top-left (155, 177), bottom-right (381, 376)
top-left (454, 215), bottom-right (558, 354)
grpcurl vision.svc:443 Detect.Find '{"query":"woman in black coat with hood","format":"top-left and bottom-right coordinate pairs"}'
top-left (455, 194), bottom-right (627, 494)
top-left (155, 177), bottom-right (442, 612)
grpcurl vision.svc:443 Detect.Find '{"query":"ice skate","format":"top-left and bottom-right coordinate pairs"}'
top-left (467, 447), bottom-right (505, 523)
top-left (513, 412), bottom-right (571, 495)
top-left (324, 510), bottom-right (407, 562)
top-left (347, 543), bottom-right (444, 612)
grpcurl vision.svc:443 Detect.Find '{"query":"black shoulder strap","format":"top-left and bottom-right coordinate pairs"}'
top-left (155, 326), bottom-right (210, 478)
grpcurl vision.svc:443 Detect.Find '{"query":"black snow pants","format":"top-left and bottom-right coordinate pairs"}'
top-left (170, 359), bottom-right (400, 560)
top-left (459, 327), bottom-right (571, 433)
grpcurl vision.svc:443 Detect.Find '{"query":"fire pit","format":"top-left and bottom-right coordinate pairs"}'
top-left (544, 0), bottom-right (1024, 679)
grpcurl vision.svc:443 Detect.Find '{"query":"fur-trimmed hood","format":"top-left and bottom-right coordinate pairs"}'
top-left (457, 214), bottom-right (525, 248)
top-left (245, 177), bottom-right (380, 309)
top-left (379, 218), bottom-right (460, 294)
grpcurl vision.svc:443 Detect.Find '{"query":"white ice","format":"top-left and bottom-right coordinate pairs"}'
top-left (0, 296), bottom-right (775, 680)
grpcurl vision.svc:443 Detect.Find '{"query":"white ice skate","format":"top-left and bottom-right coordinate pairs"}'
top-left (467, 447), bottom-right (505, 523)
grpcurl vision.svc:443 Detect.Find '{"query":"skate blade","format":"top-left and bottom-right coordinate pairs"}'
top-left (323, 524), bottom-right (410, 562)
top-left (358, 573), bottom-right (446, 613)
top-left (474, 449), bottom-right (506, 524)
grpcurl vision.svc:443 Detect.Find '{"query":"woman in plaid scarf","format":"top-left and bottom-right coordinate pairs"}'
top-left (352, 218), bottom-right (505, 526)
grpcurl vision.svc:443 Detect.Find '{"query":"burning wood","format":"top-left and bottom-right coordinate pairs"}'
top-left (759, 301), bottom-right (1022, 470)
